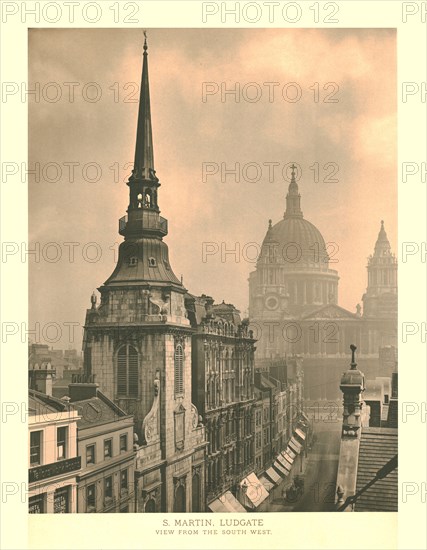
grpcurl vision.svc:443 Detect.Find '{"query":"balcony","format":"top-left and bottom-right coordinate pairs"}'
top-left (119, 215), bottom-right (168, 236)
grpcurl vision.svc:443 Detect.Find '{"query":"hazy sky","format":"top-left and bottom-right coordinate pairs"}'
top-left (29, 28), bottom-right (397, 350)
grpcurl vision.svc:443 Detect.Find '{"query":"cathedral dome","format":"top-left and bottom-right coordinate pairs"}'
top-left (258, 166), bottom-right (329, 268)
top-left (262, 216), bottom-right (329, 265)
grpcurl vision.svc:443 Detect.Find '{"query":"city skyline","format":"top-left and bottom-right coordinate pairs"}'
top-left (26, 26), bottom-right (398, 520)
top-left (29, 28), bottom-right (397, 348)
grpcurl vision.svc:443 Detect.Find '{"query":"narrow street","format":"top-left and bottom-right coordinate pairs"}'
top-left (292, 420), bottom-right (341, 511)
top-left (265, 404), bottom-right (342, 512)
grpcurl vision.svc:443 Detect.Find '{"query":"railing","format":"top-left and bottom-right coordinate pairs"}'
top-left (119, 215), bottom-right (168, 235)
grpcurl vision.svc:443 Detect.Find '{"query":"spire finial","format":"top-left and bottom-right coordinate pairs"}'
top-left (350, 344), bottom-right (357, 369)
top-left (290, 163), bottom-right (297, 182)
top-left (143, 30), bottom-right (148, 52)
top-left (268, 219), bottom-right (272, 229)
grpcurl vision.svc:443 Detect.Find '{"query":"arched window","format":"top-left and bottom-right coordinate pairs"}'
top-left (117, 345), bottom-right (138, 398)
top-left (144, 188), bottom-right (152, 207)
top-left (174, 344), bottom-right (184, 395)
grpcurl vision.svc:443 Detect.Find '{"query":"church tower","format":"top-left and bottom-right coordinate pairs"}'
top-left (82, 36), bottom-right (205, 512)
top-left (361, 220), bottom-right (397, 352)
top-left (363, 220), bottom-right (397, 317)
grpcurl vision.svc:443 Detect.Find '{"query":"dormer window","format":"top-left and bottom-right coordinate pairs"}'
top-left (128, 257), bottom-right (138, 267)
top-left (148, 257), bottom-right (157, 267)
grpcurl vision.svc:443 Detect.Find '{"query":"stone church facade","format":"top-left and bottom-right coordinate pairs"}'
top-left (82, 37), bottom-right (206, 512)
top-left (249, 166), bottom-right (397, 400)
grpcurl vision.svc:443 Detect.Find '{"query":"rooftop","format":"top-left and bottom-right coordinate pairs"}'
top-left (29, 389), bottom-right (75, 416)
top-left (355, 427), bottom-right (398, 512)
top-left (71, 392), bottom-right (131, 429)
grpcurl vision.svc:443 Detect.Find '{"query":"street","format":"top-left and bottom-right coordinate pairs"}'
top-left (292, 419), bottom-right (341, 511)
top-left (264, 404), bottom-right (342, 512)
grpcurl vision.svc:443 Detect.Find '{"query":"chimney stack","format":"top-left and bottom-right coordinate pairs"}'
top-left (68, 373), bottom-right (98, 401)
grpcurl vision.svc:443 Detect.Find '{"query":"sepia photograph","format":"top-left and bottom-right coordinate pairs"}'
top-left (27, 26), bottom-right (399, 517)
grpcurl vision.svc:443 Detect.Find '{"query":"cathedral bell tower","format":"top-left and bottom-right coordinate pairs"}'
top-left (82, 35), bottom-right (205, 512)
top-left (361, 220), bottom-right (397, 350)
top-left (364, 220), bottom-right (397, 304)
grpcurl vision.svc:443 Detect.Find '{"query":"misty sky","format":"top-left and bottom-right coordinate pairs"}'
top-left (29, 28), bottom-right (397, 350)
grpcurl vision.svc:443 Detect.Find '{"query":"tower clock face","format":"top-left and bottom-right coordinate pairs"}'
top-left (265, 295), bottom-right (279, 310)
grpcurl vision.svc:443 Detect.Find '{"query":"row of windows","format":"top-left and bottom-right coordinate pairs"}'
top-left (30, 426), bottom-right (68, 466)
top-left (30, 473), bottom-right (130, 513)
top-left (30, 429), bottom-right (129, 468)
top-left (86, 469), bottom-right (128, 512)
top-left (86, 434), bottom-right (128, 465)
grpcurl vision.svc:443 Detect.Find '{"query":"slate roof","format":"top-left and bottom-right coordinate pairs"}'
top-left (29, 389), bottom-right (75, 416)
top-left (355, 427), bottom-right (398, 512)
top-left (72, 392), bottom-right (130, 429)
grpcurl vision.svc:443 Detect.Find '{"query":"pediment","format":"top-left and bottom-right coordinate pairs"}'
top-left (301, 304), bottom-right (359, 320)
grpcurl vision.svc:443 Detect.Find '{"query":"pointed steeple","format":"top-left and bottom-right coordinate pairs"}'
top-left (284, 164), bottom-right (303, 219)
top-left (121, 33), bottom-right (165, 238)
top-left (363, 219), bottom-right (397, 316)
top-left (373, 220), bottom-right (391, 257)
top-left (133, 32), bottom-right (155, 181)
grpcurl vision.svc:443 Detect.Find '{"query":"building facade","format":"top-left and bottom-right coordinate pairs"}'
top-left (29, 390), bottom-right (81, 513)
top-left (187, 295), bottom-right (256, 507)
top-left (68, 380), bottom-right (137, 513)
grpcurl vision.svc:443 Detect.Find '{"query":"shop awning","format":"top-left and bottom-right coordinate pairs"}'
top-left (273, 460), bottom-right (290, 477)
top-left (289, 437), bottom-right (302, 454)
top-left (286, 447), bottom-right (297, 460)
top-left (276, 454), bottom-right (292, 471)
top-left (208, 491), bottom-right (247, 513)
top-left (259, 475), bottom-right (275, 492)
top-left (281, 451), bottom-right (294, 466)
top-left (265, 467), bottom-right (281, 485)
top-left (240, 472), bottom-right (269, 508)
top-left (295, 428), bottom-right (306, 441)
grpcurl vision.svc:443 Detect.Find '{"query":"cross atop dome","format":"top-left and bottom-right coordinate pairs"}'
top-left (290, 163), bottom-right (298, 182)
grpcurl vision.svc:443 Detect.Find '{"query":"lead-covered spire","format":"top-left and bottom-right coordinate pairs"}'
top-left (284, 164), bottom-right (303, 219)
top-left (133, 32), bottom-right (155, 181)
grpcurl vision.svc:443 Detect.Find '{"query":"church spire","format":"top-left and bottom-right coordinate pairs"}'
top-left (133, 32), bottom-right (155, 181)
top-left (373, 220), bottom-right (391, 257)
top-left (120, 34), bottom-right (164, 238)
top-left (284, 163), bottom-right (303, 219)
